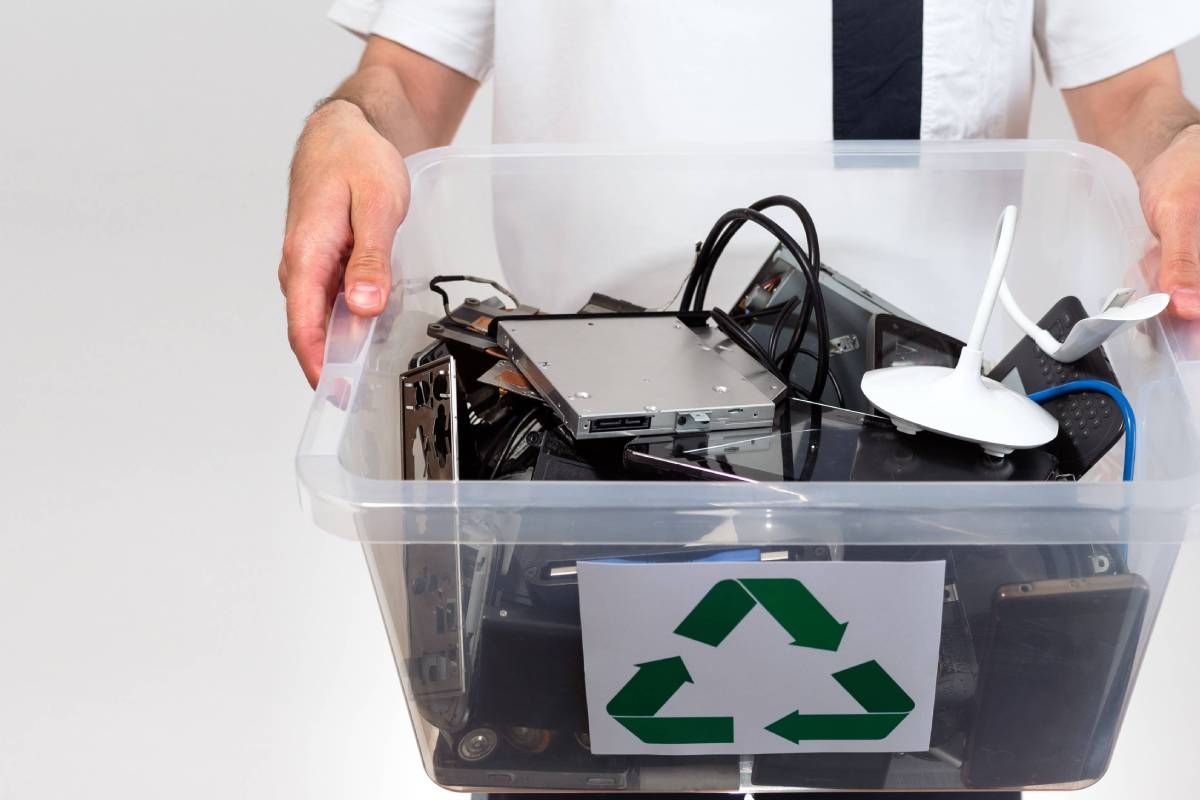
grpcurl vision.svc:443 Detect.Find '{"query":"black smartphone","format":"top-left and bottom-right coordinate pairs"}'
top-left (963, 573), bottom-right (1149, 789)
top-left (986, 296), bottom-right (1124, 479)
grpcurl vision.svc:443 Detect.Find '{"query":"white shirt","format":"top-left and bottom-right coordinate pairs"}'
top-left (328, 0), bottom-right (1200, 144)
top-left (326, 0), bottom-right (1200, 339)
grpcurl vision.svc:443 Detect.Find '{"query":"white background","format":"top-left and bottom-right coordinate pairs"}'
top-left (1, 3), bottom-right (1198, 798)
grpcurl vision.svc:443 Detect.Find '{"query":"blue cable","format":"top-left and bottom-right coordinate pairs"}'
top-left (1027, 379), bottom-right (1136, 481)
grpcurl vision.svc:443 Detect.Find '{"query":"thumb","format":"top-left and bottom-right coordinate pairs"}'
top-left (344, 182), bottom-right (404, 316)
top-left (1154, 200), bottom-right (1200, 318)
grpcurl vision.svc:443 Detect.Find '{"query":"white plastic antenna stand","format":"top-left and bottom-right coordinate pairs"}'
top-left (860, 205), bottom-right (1059, 457)
top-left (999, 281), bottom-right (1168, 363)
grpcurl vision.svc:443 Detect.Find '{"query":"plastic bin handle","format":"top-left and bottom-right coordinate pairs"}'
top-left (1163, 313), bottom-right (1200, 418)
top-left (296, 294), bottom-right (375, 459)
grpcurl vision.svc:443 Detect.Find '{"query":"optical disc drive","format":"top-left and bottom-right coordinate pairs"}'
top-left (497, 315), bottom-right (781, 439)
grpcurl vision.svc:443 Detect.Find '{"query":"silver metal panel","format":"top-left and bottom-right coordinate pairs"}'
top-left (691, 322), bottom-right (787, 401)
top-left (497, 316), bottom-right (778, 439)
top-left (400, 356), bottom-right (458, 480)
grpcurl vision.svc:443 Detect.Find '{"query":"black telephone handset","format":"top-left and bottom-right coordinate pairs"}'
top-left (986, 296), bottom-right (1124, 479)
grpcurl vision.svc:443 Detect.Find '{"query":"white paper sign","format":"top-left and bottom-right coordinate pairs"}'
top-left (578, 559), bottom-right (945, 755)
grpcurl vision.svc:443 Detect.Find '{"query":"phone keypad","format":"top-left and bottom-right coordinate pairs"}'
top-left (989, 300), bottom-right (1125, 477)
top-left (1040, 313), bottom-right (1121, 462)
top-left (1036, 348), bottom-right (1114, 444)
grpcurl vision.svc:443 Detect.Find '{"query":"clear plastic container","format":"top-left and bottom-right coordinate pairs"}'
top-left (296, 141), bottom-right (1200, 793)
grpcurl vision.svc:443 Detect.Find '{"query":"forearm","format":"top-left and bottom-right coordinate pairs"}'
top-left (1064, 52), bottom-right (1200, 177)
top-left (320, 36), bottom-right (478, 157)
top-left (1078, 86), bottom-right (1199, 177)
top-left (325, 66), bottom-right (440, 155)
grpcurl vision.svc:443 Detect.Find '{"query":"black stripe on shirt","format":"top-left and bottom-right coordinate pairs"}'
top-left (832, 0), bottom-right (924, 139)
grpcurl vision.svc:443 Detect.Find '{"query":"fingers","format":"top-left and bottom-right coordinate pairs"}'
top-left (281, 175), bottom-right (408, 385)
top-left (283, 233), bottom-right (343, 387)
top-left (1154, 198), bottom-right (1200, 319)
top-left (280, 98), bottom-right (411, 386)
top-left (1140, 125), bottom-right (1200, 319)
top-left (344, 181), bottom-right (407, 316)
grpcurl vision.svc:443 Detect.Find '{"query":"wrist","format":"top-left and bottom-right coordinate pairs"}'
top-left (308, 96), bottom-right (375, 132)
top-left (1171, 121), bottom-right (1200, 147)
top-left (1135, 121), bottom-right (1200, 185)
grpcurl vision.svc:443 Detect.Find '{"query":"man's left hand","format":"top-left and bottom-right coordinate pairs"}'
top-left (1139, 123), bottom-right (1200, 318)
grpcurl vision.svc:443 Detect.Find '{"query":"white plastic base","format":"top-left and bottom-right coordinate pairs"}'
top-left (861, 349), bottom-right (1059, 457)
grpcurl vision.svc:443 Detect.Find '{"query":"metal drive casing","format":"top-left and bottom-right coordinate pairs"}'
top-left (496, 316), bottom-right (779, 439)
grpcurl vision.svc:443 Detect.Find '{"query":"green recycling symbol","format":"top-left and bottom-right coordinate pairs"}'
top-left (606, 578), bottom-right (915, 745)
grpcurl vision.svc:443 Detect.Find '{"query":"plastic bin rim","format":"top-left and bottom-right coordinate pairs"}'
top-left (403, 138), bottom-right (1130, 170)
top-left (296, 453), bottom-right (1200, 544)
top-left (297, 140), bottom-right (1198, 544)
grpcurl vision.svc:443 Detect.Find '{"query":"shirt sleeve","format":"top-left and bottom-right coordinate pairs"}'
top-left (1034, 0), bottom-right (1200, 89)
top-left (328, 0), bottom-right (495, 81)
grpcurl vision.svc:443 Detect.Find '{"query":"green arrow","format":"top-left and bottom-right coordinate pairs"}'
top-left (606, 656), bottom-right (694, 717)
top-left (674, 579), bottom-right (757, 646)
top-left (764, 660), bottom-right (913, 743)
top-left (834, 660), bottom-right (914, 714)
top-left (739, 578), bottom-right (848, 651)
top-left (764, 711), bottom-right (907, 742)
top-left (615, 716), bottom-right (735, 744)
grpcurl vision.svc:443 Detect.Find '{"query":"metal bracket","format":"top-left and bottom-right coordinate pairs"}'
top-left (400, 355), bottom-right (459, 481)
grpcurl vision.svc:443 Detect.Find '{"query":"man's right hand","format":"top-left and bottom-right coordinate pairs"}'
top-left (279, 98), bottom-right (410, 386)
top-left (279, 37), bottom-right (479, 385)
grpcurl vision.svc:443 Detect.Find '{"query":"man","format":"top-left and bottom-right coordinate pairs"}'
top-left (280, 1), bottom-right (1200, 386)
